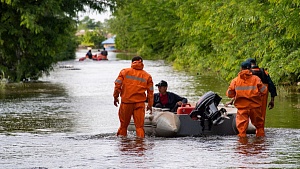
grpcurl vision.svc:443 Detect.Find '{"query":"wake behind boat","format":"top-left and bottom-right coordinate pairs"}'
top-left (128, 91), bottom-right (256, 137)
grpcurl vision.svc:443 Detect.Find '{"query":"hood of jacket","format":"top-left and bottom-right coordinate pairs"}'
top-left (238, 69), bottom-right (252, 81)
top-left (131, 60), bottom-right (144, 70)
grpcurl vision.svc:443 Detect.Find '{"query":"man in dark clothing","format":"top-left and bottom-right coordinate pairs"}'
top-left (154, 80), bottom-right (188, 112)
top-left (246, 58), bottom-right (277, 110)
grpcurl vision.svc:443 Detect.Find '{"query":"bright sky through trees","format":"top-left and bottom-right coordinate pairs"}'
top-left (78, 10), bottom-right (111, 22)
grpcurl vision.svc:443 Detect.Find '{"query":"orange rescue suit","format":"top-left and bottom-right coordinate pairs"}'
top-left (226, 70), bottom-right (268, 137)
top-left (113, 60), bottom-right (154, 138)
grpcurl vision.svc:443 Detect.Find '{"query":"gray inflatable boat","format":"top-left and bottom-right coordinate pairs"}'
top-left (128, 91), bottom-right (256, 137)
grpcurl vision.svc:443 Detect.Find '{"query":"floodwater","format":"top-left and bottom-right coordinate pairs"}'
top-left (0, 49), bottom-right (299, 169)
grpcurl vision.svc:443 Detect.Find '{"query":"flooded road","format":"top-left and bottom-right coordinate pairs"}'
top-left (0, 49), bottom-right (299, 169)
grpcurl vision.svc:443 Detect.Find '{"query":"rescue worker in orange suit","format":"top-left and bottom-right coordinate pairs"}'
top-left (246, 58), bottom-right (277, 125)
top-left (113, 56), bottom-right (154, 138)
top-left (225, 58), bottom-right (277, 127)
top-left (226, 61), bottom-right (268, 137)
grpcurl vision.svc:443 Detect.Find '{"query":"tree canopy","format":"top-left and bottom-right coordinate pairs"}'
top-left (108, 0), bottom-right (300, 84)
top-left (0, 0), bottom-right (115, 82)
top-left (76, 16), bottom-right (107, 48)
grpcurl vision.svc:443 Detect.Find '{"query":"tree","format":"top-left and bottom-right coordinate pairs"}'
top-left (76, 16), bottom-right (107, 48)
top-left (0, 0), bottom-right (116, 82)
top-left (108, 0), bottom-right (181, 59)
top-left (79, 30), bottom-right (106, 48)
top-left (107, 0), bottom-right (300, 84)
top-left (77, 16), bottom-right (104, 30)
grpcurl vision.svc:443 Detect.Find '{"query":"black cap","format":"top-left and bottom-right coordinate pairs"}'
top-left (155, 80), bottom-right (168, 87)
top-left (241, 61), bottom-right (251, 69)
top-left (246, 58), bottom-right (256, 65)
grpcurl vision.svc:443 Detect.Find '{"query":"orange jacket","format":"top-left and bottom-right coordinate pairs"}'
top-left (226, 70), bottom-right (267, 109)
top-left (113, 60), bottom-right (154, 107)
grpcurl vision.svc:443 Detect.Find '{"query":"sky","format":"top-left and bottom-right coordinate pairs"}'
top-left (78, 10), bottom-right (112, 22)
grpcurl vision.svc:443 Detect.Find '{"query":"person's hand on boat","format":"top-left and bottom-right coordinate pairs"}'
top-left (224, 101), bottom-right (231, 107)
top-left (146, 105), bottom-right (152, 114)
top-left (224, 98), bottom-right (235, 107)
top-left (177, 101), bottom-right (183, 106)
top-left (114, 98), bottom-right (119, 107)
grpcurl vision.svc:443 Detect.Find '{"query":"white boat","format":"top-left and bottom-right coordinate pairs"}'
top-left (128, 91), bottom-right (256, 137)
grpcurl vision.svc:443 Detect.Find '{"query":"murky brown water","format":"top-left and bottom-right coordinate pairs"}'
top-left (0, 49), bottom-right (299, 169)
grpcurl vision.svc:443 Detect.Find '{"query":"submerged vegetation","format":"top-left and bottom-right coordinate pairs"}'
top-left (108, 0), bottom-right (300, 85)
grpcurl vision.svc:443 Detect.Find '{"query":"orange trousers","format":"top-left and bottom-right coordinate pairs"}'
top-left (236, 108), bottom-right (265, 137)
top-left (117, 102), bottom-right (145, 138)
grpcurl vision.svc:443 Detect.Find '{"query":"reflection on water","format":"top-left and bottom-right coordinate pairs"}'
top-left (0, 50), bottom-right (299, 169)
top-left (0, 82), bottom-right (66, 99)
top-left (236, 137), bottom-right (267, 156)
top-left (0, 83), bottom-right (74, 134)
top-left (118, 137), bottom-right (153, 156)
top-left (0, 111), bottom-right (74, 133)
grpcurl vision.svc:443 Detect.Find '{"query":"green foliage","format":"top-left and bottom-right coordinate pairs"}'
top-left (78, 16), bottom-right (103, 30)
top-left (0, 0), bottom-right (115, 82)
top-left (108, 0), bottom-right (300, 84)
top-left (108, 0), bottom-right (181, 58)
top-left (79, 30), bottom-right (106, 48)
top-left (57, 36), bottom-right (80, 61)
top-left (76, 16), bottom-right (107, 48)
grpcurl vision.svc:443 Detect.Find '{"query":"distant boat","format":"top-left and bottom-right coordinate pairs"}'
top-left (79, 54), bottom-right (108, 61)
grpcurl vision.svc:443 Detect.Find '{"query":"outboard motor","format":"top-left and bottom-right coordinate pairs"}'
top-left (190, 91), bottom-right (228, 131)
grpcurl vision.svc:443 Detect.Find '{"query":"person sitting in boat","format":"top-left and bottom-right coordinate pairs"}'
top-left (94, 49), bottom-right (103, 60)
top-left (86, 50), bottom-right (93, 59)
top-left (100, 48), bottom-right (108, 60)
top-left (97, 49), bottom-right (101, 57)
top-left (101, 48), bottom-right (108, 56)
top-left (154, 80), bottom-right (188, 112)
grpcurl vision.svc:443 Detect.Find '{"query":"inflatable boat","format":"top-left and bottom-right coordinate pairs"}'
top-left (128, 91), bottom-right (256, 137)
top-left (79, 54), bottom-right (108, 61)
